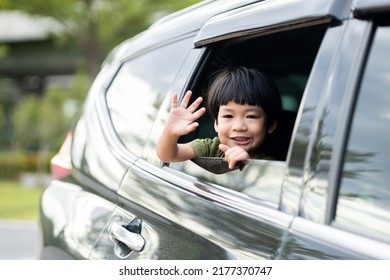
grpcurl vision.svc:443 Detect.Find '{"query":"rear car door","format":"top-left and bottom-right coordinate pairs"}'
top-left (281, 4), bottom-right (390, 259)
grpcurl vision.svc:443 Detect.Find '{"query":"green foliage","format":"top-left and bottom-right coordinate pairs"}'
top-left (11, 91), bottom-right (66, 151)
top-left (11, 73), bottom-right (87, 152)
top-left (0, 0), bottom-right (202, 174)
top-left (6, 72), bottom-right (88, 180)
top-left (0, 0), bottom-right (202, 78)
top-left (0, 150), bottom-right (54, 179)
top-left (0, 180), bottom-right (43, 220)
top-left (12, 96), bottom-right (40, 150)
top-left (0, 105), bottom-right (4, 138)
top-left (0, 44), bottom-right (9, 58)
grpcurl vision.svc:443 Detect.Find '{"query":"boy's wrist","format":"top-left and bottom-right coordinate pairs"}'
top-left (162, 127), bottom-right (181, 140)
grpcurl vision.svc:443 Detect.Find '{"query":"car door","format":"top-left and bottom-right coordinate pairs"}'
top-left (280, 7), bottom-right (390, 259)
top-left (90, 0), bottom-right (347, 259)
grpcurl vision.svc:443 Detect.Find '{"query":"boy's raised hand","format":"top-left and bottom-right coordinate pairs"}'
top-left (166, 91), bottom-right (206, 137)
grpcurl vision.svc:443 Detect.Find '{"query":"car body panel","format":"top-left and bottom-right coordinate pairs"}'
top-left (90, 159), bottom-right (293, 259)
top-left (39, 177), bottom-right (117, 259)
top-left (282, 217), bottom-right (390, 259)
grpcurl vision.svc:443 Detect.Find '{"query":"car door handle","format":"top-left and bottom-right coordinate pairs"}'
top-left (109, 221), bottom-right (145, 252)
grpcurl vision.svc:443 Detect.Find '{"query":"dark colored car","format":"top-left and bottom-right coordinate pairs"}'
top-left (39, 0), bottom-right (390, 259)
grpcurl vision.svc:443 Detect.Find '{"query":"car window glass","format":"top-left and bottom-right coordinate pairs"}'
top-left (335, 24), bottom-right (390, 243)
top-left (105, 38), bottom-right (192, 156)
top-left (169, 24), bottom-right (327, 206)
top-left (170, 159), bottom-right (285, 208)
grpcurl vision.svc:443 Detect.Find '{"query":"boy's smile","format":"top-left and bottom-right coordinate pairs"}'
top-left (215, 101), bottom-right (276, 157)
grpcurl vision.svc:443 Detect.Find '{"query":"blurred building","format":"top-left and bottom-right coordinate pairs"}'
top-left (0, 10), bottom-right (80, 97)
top-left (0, 10), bottom-right (80, 147)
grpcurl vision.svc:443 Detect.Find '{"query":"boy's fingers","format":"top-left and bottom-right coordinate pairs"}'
top-left (219, 144), bottom-right (230, 152)
top-left (192, 107), bottom-right (206, 120)
top-left (219, 145), bottom-right (248, 169)
top-left (171, 93), bottom-right (178, 108)
top-left (188, 96), bottom-right (203, 112)
top-left (180, 90), bottom-right (192, 108)
top-left (186, 122), bottom-right (199, 133)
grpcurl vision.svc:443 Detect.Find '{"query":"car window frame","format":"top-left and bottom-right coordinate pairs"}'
top-left (332, 17), bottom-right (390, 244)
top-left (280, 18), bottom-right (374, 222)
top-left (142, 47), bottom-right (206, 166)
top-left (194, 0), bottom-right (350, 47)
top-left (100, 36), bottom-right (195, 165)
top-left (160, 22), bottom-right (329, 210)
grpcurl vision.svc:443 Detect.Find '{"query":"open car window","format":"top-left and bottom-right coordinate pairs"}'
top-left (169, 25), bottom-right (327, 207)
top-left (168, 23), bottom-right (327, 207)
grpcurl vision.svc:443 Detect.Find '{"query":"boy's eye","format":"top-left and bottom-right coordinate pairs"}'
top-left (247, 114), bottom-right (260, 119)
top-left (222, 114), bottom-right (233, 118)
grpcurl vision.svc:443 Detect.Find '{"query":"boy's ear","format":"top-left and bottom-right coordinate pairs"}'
top-left (214, 120), bottom-right (218, 133)
top-left (268, 121), bottom-right (277, 134)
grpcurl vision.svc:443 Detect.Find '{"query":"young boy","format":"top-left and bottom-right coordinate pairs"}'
top-left (157, 66), bottom-right (282, 170)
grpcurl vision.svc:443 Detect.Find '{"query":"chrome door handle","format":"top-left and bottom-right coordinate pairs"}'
top-left (110, 222), bottom-right (145, 252)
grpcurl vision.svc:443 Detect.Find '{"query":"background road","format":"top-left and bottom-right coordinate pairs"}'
top-left (0, 220), bottom-right (40, 260)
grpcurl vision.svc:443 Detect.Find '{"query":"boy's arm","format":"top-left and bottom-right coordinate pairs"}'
top-left (157, 129), bottom-right (196, 162)
top-left (157, 91), bottom-right (206, 163)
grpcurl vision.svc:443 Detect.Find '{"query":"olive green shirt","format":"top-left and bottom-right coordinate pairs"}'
top-left (188, 137), bottom-right (269, 159)
top-left (188, 137), bottom-right (224, 158)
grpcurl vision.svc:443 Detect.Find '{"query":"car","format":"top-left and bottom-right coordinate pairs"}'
top-left (39, 0), bottom-right (390, 260)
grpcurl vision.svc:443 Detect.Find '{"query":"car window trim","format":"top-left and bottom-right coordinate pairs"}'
top-left (99, 36), bottom-right (197, 167)
top-left (97, 86), bottom-right (137, 166)
top-left (194, 0), bottom-right (351, 47)
top-left (325, 20), bottom-right (374, 225)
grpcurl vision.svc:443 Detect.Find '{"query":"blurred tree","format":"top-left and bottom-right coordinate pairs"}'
top-left (1, 0), bottom-right (201, 174)
top-left (12, 95), bottom-right (40, 150)
top-left (12, 71), bottom-right (89, 152)
top-left (11, 75), bottom-right (87, 174)
top-left (0, 0), bottom-right (201, 80)
top-left (0, 106), bottom-right (4, 143)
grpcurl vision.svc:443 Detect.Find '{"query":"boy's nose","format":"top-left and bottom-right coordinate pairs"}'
top-left (232, 119), bottom-right (247, 131)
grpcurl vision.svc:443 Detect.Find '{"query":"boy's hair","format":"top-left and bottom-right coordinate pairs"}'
top-left (207, 66), bottom-right (282, 128)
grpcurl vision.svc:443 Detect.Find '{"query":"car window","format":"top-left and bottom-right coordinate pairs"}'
top-left (335, 23), bottom-right (390, 243)
top-left (105, 38), bottom-right (192, 156)
top-left (169, 24), bottom-right (327, 206)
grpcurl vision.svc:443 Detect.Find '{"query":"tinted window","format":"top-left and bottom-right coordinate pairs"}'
top-left (106, 38), bottom-right (192, 156)
top-left (336, 24), bottom-right (390, 243)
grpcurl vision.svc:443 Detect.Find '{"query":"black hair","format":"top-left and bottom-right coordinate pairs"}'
top-left (207, 66), bottom-right (282, 128)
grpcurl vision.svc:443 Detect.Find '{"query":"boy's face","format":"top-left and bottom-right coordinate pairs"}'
top-left (214, 101), bottom-right (276, 157)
